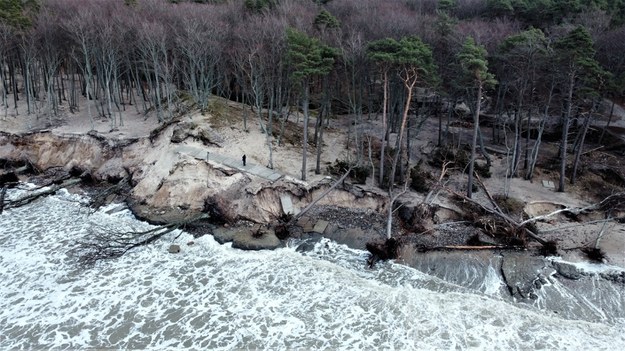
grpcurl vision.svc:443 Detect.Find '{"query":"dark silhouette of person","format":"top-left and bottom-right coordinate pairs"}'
top-left (242, 154), bottom-right (246, 166)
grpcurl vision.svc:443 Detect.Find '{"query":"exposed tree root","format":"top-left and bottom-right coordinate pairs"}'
top-left (87, 177), bottom-right (131, 212)
top-left (366, 237), bottom-right (400, 268)
top-left (445, 174), bottom-right (625, 252)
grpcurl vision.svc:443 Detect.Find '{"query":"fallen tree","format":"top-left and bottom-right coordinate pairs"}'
top-left (446, 174), bottom-right (625, 251)
top-left (1, 177), bottom-right (82, 211)
top-left (77, 213), bottom-right (209, 265)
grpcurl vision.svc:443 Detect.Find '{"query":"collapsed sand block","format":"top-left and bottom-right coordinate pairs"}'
top-left (313, 220), bottom-right (329, 234)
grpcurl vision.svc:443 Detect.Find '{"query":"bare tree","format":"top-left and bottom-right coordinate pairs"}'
top-left (64, 6), bottom-right (98, 129)
top-left (174, 5), bottom-right (223, 112)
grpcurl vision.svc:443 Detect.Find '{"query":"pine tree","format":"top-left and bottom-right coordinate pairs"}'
top-left (457, 37), bottom-right (496, 198)
top-left (554, 26), bottom-right (607, 192)
top-left (286, 28), bottom-right (336, 181)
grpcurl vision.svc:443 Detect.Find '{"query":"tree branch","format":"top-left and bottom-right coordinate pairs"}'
top-left (78, 213), bottom-right (209, 265)
top-left (2, 178), bottom-right (82, 211)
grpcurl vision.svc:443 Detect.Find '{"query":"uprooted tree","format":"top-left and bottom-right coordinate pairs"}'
top-left (76, 213), bottom-right (209, 265)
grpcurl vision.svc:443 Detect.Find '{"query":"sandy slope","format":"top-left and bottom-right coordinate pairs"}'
top-left (2, 95), bottom-right (624, 268)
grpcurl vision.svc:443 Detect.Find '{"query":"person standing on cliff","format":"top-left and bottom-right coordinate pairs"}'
top-left (242, 154), bottom-right (246, 166)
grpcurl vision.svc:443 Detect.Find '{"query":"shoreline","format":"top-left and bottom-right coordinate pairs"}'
top-left (4, 176), bottom-right (625, 308)
top-left (2, 106), bottom-right (624, 297)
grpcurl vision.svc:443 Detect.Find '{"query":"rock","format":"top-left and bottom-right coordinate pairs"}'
top-left (600, 271), bottom-right (625, 285)
top-left (552, 261), bottom-right (583, 280)
top-left (170, 122), bottom-right (224, 146)
top-left (302, 218), bottom-right (314, 233)
top-left (212, 227), bottom-right (238, 244)
top-left (324, 222), bottom-right (340, 236)
top-left (280, 194), bottom-right (296, 215)
top-left (366, 238), bottom-right (400, 261)
top-left (231, 228), bottom-right (281, 250)
top-left (501, 252), bottom-right (555, 300)
top-left (312, 220), bottom-right (329, 234)
top-left (168, 244), bottom-right (181, 253)
top-left (170, 125), bottom-right (189, 143)
top-left (321, 227), bottom-right (381, 250)
top-left (294, 235), bottom-right (323, 252)
top-left (455, 102), bottom-right (470, 115)
top-left (195, 126), bottom-right (224, 146)
top-left (296, 216), bottom-right (310, 227)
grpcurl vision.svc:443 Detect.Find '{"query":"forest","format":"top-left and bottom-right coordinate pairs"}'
top-left (2, 0), bottom-right (625, 198)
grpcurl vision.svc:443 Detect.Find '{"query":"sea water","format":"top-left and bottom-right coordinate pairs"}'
top-left (1, 186), bottom-right (624, 350)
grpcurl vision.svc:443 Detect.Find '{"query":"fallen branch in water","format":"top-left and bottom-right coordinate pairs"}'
top-left (77, 213), bottom-right (209, 265)
top-left (88, 177), bottom-right (130, 212)
top-left (1, 177), bottom-right (82, 211)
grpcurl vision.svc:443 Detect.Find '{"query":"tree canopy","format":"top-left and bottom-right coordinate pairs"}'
top-left (457, 37), bottom-right (496, 88)
top-left (286, 28), bottom-right (337, 83)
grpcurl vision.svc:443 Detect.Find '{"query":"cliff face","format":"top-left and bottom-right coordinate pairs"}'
top-left (0, 131), bottom-right (121, 177)
top-left (0, 126), bottom-right (389, 225)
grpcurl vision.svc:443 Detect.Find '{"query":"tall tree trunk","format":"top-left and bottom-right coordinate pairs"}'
top-left (558, 72), bottom-right (575, 193)
top-left (379, 71), bottom-right (388, 186)
top-left (523, 106), bottom-right (533, 170)
top-left (9, 58), bottom-right (19, 114)
top-left (467, 82), bottom-right (483, 198)
top-left (301, 82), bottom-right (310, 181)
top-left (316, 76), bottom-right (332, 174)
top-left (81, 42), bottom-right (94, 129)
top-left (386, 78), bottom-right (416, 240)
top-left (267, 84), bottom-right (275, 169)
top-left (389, 74), bottom-right (416, 191)
top-left (571, 113), bottom-right (591, 185)
top-left (477, 128), bottom-right (491, 168)
top-left (437, 97), bottom-right (443, 146)
top-left (1, 62), bottom-right (7, 118)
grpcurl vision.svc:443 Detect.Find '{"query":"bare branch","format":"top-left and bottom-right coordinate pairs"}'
top-left (3, 178), bottom-right (82, 210)
top-left (77, 213), bottom-right (209, 265)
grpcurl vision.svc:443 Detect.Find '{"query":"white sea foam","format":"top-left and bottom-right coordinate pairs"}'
top-left (0, 189), bottom-right (624, 350)
top-left (549, 256), bottom-right (625, 274)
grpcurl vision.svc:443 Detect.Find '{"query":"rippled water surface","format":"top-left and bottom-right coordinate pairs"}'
top-left (1, 187), bottom-right (624, 350)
